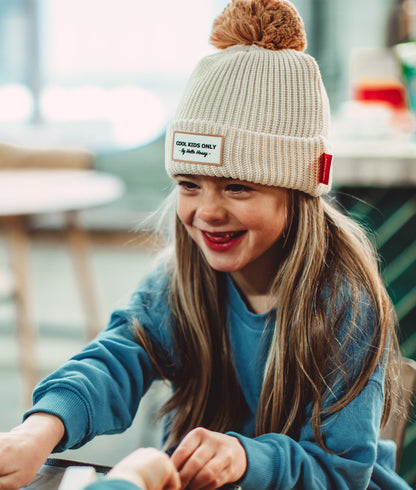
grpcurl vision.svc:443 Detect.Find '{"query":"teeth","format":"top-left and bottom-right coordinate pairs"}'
top-left (206, 232), bottom-right (235, 238)
top-left (204, 231), bottom-right (245, 242)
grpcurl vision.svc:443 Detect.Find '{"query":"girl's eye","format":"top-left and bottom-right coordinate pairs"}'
top-left (226, 184), bottom-right (253, 194)
top-left (177, 180), bottom-right (199, 191)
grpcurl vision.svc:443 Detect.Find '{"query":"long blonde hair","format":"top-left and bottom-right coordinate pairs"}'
top-left (136, 190), bottom-right (400, 450)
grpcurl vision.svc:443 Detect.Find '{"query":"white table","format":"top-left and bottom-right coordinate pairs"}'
top-left (0, 169), bottom-right (124, 215)
top-left (0, 169), bottom-right (124, 407)
top-left (332, 138), bottom-right (416, 186)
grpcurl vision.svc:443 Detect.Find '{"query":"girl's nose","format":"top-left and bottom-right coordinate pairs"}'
top-left (196, 194), bottom-right (227, 224)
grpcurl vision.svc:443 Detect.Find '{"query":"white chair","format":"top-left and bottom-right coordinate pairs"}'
top-left (380, 356), bottom-right (416, 469)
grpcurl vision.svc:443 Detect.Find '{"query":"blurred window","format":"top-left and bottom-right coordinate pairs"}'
top-left (0, 0), bottom-right (397, 148)
top-left (0, 0), bottom-right (225, 148)
top-left (0, 0), bottom-right (33, 122)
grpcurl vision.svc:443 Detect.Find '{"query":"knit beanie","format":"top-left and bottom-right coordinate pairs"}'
top-left (165, 0), bottom-right (333, 197)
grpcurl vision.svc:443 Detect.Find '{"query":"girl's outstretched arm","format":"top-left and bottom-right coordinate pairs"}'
top-left (0, 412), bottom-right (65, 490)
top-left (171, 427), bottom-right (247, 490)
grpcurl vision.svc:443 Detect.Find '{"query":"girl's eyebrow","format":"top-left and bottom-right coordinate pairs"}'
top-left (175, 174), bottom-right (251, 186)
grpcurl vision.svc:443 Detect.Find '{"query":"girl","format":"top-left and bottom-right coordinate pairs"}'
top-left (0, 1), bottom-right (411, 489)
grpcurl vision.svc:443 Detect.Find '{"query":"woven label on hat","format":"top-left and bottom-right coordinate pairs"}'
top-left (319, 153), bottom-right (333, 185)
top-left (172, 132), bottom-right (223, 166)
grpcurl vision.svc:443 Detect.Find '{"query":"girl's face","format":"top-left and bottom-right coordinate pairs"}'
top-left (175, 174), bottom-right (289, 284)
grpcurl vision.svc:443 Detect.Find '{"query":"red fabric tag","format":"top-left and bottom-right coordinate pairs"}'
top-left (319, 153), bottom-right (332, 185)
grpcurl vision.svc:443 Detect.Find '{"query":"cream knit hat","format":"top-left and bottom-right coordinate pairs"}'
top-left (165, 0), bottom-right (333, 197)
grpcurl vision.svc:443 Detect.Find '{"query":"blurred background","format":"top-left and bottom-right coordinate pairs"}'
top-left (0, 0), bottom-right (415, 487)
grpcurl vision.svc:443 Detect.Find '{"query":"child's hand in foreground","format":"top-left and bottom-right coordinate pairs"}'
top-left (107, 447), bottom-right (180, 490)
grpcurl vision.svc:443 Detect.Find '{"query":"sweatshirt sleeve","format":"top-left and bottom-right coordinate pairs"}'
top-left (23, 265), bottom-right (174, 452)
top-left (227, 378), bottom-right (384, 489)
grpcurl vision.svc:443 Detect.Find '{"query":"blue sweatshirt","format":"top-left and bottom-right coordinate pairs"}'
top-left (85, 481), bottom-right (139, 490)
top-left (25, 265), bottom-right (411, 489)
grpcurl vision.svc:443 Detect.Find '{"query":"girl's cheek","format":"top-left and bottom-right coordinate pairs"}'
top-left (176, 206), bottom-right (193, 230)
top-left (176, 203), bottom-right (187, 224)
top-left (177, 212), bottom-right (188, 227)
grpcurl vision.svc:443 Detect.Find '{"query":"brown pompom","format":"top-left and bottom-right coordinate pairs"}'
top-left (210, 0), bottom-right (307, 52)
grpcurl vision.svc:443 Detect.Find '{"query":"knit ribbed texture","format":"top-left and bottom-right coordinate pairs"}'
top-left (165, 44), bottom-right (332, 196)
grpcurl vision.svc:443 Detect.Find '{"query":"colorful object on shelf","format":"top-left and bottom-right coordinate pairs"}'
top-left (354, 79), bottom-right (408, 109)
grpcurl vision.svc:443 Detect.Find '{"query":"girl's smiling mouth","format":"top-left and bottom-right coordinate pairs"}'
top-left (201, 230), bottom-right (247, 251)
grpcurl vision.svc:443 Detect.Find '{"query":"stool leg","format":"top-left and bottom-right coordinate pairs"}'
top-left (6, 216), bottom-right (38, 409)
top-left (65, 211), bottom-right (102, 339)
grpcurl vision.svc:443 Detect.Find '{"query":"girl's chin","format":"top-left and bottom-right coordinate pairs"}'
top-left (202, 254), bottom-right (244, 273)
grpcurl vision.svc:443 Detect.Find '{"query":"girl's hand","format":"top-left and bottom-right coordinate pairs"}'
top-left (171, 428), bottom-right (247, 490)
top-left (0, 413), bottom-right (65, 490)
top-left (107, 448), bottom-right (180, 490)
